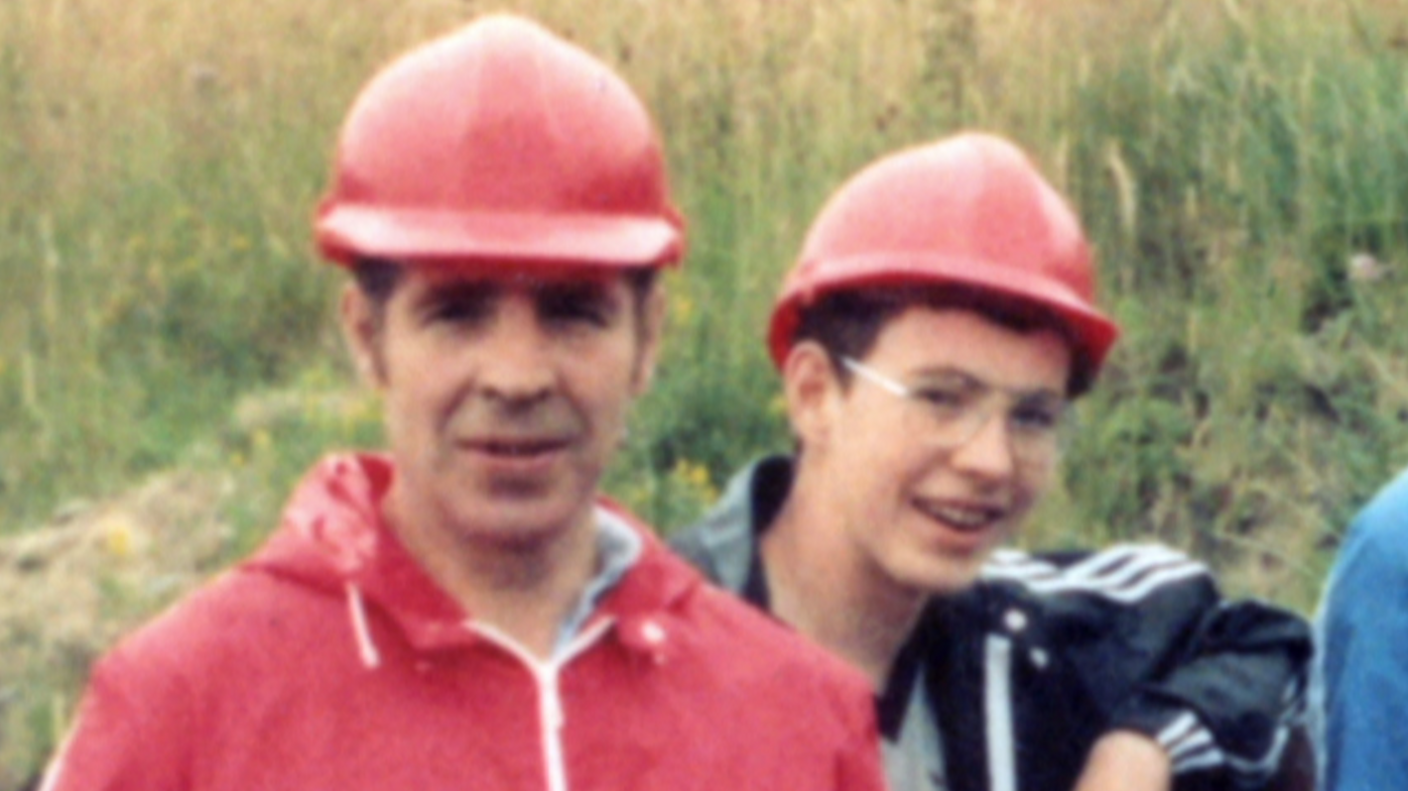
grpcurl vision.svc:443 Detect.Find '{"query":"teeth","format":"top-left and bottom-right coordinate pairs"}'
top-left (919, 502), bottom-right (1001, 531)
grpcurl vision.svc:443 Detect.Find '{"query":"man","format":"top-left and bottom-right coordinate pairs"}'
top-left (40, 16), bottom-right (886, 791)
top-left (672, 132), bottom-right (1313, 791)
top-left (1315, 467), bottom-right (1408, 790)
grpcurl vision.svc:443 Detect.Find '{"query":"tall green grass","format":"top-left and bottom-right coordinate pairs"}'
top-left (3, 0), bottom-right (1408, 782)
top-left (5, 0), bottom-right (1408, 604)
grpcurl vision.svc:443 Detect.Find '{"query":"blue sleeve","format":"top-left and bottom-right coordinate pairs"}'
top-left (1317, 471), bottom-right (1408, 791)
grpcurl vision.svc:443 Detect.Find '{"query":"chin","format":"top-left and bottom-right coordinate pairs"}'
top-left (461, 498), bottom-right (585, 545)
top-left (900, 555), bottom-right (989, 597)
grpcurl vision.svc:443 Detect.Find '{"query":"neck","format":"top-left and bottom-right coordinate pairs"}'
top-left (761, 480), bottom-right (928, 688)
top-left (385, 490), bottom-right (600, 661)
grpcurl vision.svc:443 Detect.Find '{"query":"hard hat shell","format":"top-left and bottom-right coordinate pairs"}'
top-left (315, 14), bottom-right (684, 271)
top-left (768, 132), bottom-right (1119, 387)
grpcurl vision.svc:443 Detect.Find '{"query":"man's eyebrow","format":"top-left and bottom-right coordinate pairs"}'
top-left (534, 276), bottom-right (614, 295)
top-left (417, 279), bottom-right (502, 302)
top-left (911, 367), bottom-right (1065, 400)
top-left (534, 279), bottom-right (622, 307)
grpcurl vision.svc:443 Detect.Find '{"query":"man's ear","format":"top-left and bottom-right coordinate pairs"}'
top-left (340, 284), bottom-right (386, 387)
top-left (782, 341), bottom-right (840, 449)
top-left (630, 285), bottom-right (667, 396)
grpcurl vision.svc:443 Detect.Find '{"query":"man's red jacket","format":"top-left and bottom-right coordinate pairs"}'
top-left (43, 454), bottom-right (884, 791)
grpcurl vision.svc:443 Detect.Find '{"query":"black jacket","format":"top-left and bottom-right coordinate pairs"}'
top-left (670, 456), bottom-right (1312, 791)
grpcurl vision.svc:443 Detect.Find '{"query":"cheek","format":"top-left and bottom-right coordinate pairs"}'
top-left (381, 364), bottom-right (459, 448)
top-left (857, 430), bottom-right (937, 492)
top-left (1017, 464), bottom-right (1058, 506)
top-left (576, 342), bottom-right (646, 407)
top-left (832, 443), bottom-right (915, 526)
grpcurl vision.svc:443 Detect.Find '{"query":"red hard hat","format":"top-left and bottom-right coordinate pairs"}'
top-left (768, 132), bottom-right (1119, 387)
top-left (315, 14), bottom-right (684, 271)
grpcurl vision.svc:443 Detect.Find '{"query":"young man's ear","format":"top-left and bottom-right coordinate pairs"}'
top-left (630, 284), bottom-right (667, 396)
top-left (340, 284), bottom-right (386, 387)
top-left (782, 341), bottom-right (841, 450)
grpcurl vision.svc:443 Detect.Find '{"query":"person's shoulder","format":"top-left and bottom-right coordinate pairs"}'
top-left (674, 574), bottom-right (868, 686)
top-left (674, 571), bottom-right (810, 652)
top-left (981, 543), bottom-right (1212, 604)
top-left (1331, 467), bottom-right (1408, 584)
top-left (642, 561), bottom-right (882, 786)
top-left (626, 525), bottom-right (871, 711)
top-left (1348, 467), bottom-right (1408, 543)
top-left (667, 455), bottom-right (792, 591)
top-left (98, 559), bottom-right (331, 683)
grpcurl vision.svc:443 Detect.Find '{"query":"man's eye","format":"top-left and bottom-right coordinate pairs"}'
top-left (915, 387), bottom-right (969, 412)
top-left (1010, 401), bottom-right (1064, 433)
top-left (539, 288), bottom-right (614, 327)
top-left (430, 299), bottom-right (490, 324)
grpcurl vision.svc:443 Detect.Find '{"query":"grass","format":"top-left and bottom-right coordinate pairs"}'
top-left (4, 0), bottom-right (1408, 783)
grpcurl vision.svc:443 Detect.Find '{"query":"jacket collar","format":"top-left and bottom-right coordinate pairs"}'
top-left (250, 453), bottom-right (698, 658)
top-left (676, 455), bottom-right (976, 741)
top-left (672, 455), bottom-right (795, 607)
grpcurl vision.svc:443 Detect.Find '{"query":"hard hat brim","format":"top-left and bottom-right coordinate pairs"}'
top-left (316, 205), bottom-right (684, 269)
top-left (768, 252), bottom-right (1120, 377)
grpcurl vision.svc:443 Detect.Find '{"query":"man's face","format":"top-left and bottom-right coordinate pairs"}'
top-left (343, 264), bottom-right (661, 551)
top-left (791, 306), bottom-right (1071, 596)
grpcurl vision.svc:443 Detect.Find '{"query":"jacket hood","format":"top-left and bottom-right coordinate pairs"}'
top-left (244, 453), bottom-right (701, 659)
top-left (248, 454), bottom-right (458, 611)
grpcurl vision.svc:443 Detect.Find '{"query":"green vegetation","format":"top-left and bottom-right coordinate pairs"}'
top-left (3, 0), bottom-right (1408, 782)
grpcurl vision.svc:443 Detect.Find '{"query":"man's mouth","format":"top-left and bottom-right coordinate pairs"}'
top-left (913, 499), bottom-right (1007, 534)
top-left (458, 436), bottom-right (576, 490)
top-left (476, 438), bottom-right (570, 457)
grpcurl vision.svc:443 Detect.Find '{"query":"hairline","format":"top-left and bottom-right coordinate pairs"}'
top-left (789, 284), bottom-right (1091, 398)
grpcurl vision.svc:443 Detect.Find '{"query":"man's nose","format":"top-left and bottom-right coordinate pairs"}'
top-left (946, 403), bottom-right (1017, 481)
top-left (475, 300), bottom-right (557, 403)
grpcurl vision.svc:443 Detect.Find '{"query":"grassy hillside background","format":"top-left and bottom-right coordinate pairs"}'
top-left (3, 0), bottom-right (1408, 784)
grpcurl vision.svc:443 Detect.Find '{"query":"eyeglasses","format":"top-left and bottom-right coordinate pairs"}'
top-left (840, 356), bottom-right (1069, 467)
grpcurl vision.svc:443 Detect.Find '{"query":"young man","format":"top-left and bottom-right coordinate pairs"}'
top-left (1315, 466), bottom-right (1408, 790)
top-left (40, 16), bottom-right (885, 791)
top-left (672, 132), bottom-right (1313, 791)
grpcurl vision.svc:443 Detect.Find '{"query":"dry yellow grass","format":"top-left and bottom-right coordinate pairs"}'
top-left (0, 471), bottom-right (232, 789)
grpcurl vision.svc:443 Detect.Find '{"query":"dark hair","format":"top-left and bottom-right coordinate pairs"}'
top-left (350, 258), bottom-right (405, 315)
top-left (791, 283), bottom-right (1095, 397)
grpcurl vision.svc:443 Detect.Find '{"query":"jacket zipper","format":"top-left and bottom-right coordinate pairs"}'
top-left (471, 619), bottom-right (616, 791)
top-left (983, 635), bottom-right (1016, 791)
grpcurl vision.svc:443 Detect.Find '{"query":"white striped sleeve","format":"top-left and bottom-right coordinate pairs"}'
top-left (983, 544), bottom-right (1209, 604)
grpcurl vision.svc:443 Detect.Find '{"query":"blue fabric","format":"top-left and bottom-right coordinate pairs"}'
top-left (554, 506), bottom-right (643, 652)
top-left (1316, 467), bottom-right (1408, 791)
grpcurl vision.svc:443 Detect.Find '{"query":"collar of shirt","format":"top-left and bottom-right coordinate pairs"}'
top-left (554, 506), bottom-right (644, 652)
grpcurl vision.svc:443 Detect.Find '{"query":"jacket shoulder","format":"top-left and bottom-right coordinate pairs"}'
top-left (97, 562), bottom-right (344, 698)
top-left (678, 578), bottom-right (842, 663)
top-left (668, 456), bottom-right (794, 594)
top-left (1339, 467), bottom-right (1408, 562)
top-left (981, 543), bottom-right (1215, 606)
top-left (674, 578), bottom-right (871, 698)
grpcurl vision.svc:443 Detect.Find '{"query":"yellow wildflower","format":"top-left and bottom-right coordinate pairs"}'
top-left (101, 515), bottom-right (140, 559)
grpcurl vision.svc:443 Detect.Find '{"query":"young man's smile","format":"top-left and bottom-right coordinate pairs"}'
top-left (911, 493), bottom-right (1009, 540)
top-left (805, 306), bottom-right (1070, 596)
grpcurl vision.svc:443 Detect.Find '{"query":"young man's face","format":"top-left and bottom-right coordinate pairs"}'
top-left (792, 306), bottom-right (1071, 596)
top-left (343, 264), bottom-right (662, 551)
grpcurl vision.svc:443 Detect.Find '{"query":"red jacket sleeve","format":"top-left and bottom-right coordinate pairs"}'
top-left (43, 648), bottom-right (194, 791)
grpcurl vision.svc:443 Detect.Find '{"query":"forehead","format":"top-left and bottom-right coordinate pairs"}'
top-left (865, 306), bottom-right (1072, 391)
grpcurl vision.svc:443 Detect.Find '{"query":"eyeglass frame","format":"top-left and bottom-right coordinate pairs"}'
top-left (837, 355), bottom-right (1072, 467)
